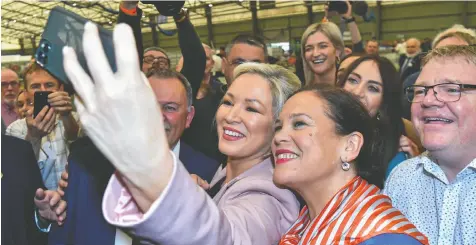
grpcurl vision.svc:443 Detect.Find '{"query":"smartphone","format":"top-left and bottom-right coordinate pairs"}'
top-left (35, 6), bottom-right (117, 93)
top-left (34, 91), bottom-right (53, 118)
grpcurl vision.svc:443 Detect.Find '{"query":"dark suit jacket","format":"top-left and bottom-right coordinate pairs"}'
top-left (48, 137), bottom-right (219, 245)
top-left (399, 53), bottom-right (422, 82)
top-left (1, 135), bottom-right (47, 245)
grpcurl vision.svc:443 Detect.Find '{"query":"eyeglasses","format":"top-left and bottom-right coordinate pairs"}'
top-left (143, 56), bottom-right (170, 65)
top-left (1, 81), bottom-right (20, 88)
top-left (405, 83), bottom-right (476, 103)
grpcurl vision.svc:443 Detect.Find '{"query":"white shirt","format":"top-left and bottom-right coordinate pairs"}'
top-left (383, 152), bottom-right (476, 245)
top-left (6, 113), bottom-right (81, 190)
top-left (115, 141), bottom-right (181, 245)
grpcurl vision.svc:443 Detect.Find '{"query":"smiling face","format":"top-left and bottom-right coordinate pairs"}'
top-left (411, 57), bottom-right (476, 155)
top-left (148, 76), bottom-right (195, 148)
top-left (304, 31), bottom-right (340, 77)
top-left (15, 91), bottom-right (32, 119)
top-left (272, 91), bottom-right (346, 189)
top-left (216, 73), bottom-right (274, 159)
top-left (342, 60), bottom-right (384, 117)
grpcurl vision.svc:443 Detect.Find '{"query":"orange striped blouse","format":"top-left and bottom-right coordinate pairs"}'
top-left (279, 177), bottom-right (429, 245)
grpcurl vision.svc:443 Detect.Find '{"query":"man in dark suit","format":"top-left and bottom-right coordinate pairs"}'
top-left (1, 134), bottom-right (66, 245)
top-left (399, 38), bottom-right (423, 82)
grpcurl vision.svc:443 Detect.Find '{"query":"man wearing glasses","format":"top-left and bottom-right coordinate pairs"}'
top-left (384, 45), bottom-right (476, 245)
top-left (1, 68), bottom-right (21, 126)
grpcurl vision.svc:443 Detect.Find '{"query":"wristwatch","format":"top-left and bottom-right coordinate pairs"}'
top-left (342, 16), bottom-right (355, 24)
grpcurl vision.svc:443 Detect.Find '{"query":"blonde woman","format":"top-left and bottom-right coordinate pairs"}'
top-left (301, 21), bottom-right (345, 86)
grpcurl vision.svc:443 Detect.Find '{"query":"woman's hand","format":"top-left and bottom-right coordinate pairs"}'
top-left (63, 22), bottom-right (173, 212)
top-left (399, 135), bottom-right (420, 158)
top-left (191, 174), bottom-right (210, 190)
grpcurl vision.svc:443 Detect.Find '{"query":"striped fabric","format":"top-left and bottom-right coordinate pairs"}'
top-left (279, 177), bottom-right (429, 245)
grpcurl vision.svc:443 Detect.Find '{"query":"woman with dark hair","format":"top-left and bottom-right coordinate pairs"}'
top-left (336, 55), bottom-right (421, 182)
top-left (273, 84), bottom-right (428, 245)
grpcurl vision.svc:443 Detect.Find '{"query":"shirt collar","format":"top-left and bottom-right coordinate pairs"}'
top-left (172, 140), bottom-right (180, 158)
top-left (418, 152), bottom-right (476, 184)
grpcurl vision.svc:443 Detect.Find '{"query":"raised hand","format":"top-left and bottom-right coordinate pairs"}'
top-left (48, 91), bottom-right (73, 116)
top-left (26, 106), bottom-right (56, 140)
top-left (62, 22), bottom-right (173, 212)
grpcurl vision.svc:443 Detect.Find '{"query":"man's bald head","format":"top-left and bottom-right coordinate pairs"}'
top-left (406, 38), bottom-right (421, 56)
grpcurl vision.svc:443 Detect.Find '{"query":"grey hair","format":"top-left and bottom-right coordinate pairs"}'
top-left (232, 63), bottom-right (302, 119)
top-left (422, 45), bottom-right (476, 67)
top-left (300, 22), bottom-right (344, 86)
top-left (146, 68), bottom-right (193, 110)
top-left (432, 24), bottom-right (476, 48)
top-left (144, 46), bottom-right (169, 60)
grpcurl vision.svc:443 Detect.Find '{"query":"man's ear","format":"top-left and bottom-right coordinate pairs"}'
top-left (340, 131), bottom-right (364, 163)
top-left (185, 106), bottom-right (195, 129)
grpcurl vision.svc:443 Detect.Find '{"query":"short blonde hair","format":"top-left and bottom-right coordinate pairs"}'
top-left (300, 22), bottom-right (344, 86)
top-left (233, 63), bottom-right (301, 119)
top-left (432, 24), bottom-right (476, 48)
top-left (422, 45), bottom-right (476, 67)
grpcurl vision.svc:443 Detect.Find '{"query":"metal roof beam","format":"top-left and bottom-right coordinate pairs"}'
top-left (2, 17), bottom-right (44, 28)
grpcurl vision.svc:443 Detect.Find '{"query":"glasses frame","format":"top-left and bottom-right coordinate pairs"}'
top-left (1, 81), bottom-right (20, 88)
top-left (405, 82), bottom-right (476, 103)
top-left (143, 55), bottom-right (170, 65)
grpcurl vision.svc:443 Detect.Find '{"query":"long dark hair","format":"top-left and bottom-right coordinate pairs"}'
top-left (336, 55), bottom-right (404, 185)
top-left (292, 84), bottom-right (383, 187)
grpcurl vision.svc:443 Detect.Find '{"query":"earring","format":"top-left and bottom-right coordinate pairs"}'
top-left (341, 157), bottom-right (350, 171)
top-left (376, 111), bottom-right (381, 121)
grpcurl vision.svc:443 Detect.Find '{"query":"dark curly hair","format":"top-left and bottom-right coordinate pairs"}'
top-left (292, 84), bottom-right (383, 187)
top-left (336, 55), bottom-right (404, 187)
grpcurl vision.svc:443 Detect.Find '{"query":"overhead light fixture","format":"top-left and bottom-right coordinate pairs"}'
top-left (109, 21), bottom-right (112, 24)
top-left (33, 14), bottom-right (37, 17)
top-left (72, 3), bottom-right (77, 6)
top-left (13, 20), bottom-right (16, 23)
top-left (208, 3), bottom-right (213, 7)
top-left (239, 0), bottom-right (243, 2)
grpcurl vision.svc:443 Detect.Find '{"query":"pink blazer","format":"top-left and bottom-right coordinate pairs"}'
top-left (102, 153), bottom-right (300, 245)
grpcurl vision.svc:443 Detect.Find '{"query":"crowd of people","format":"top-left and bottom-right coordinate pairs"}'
top-left (1, 1), bottom-right (475, 245)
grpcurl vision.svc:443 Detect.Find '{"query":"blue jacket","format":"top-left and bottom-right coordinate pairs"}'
top-left (47, 137), bottom-right (219, 245)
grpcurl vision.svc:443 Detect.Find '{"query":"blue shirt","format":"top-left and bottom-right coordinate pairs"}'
top-left (386, 151), bottom-right (408, 178)
top-left (383, 152), bottom-right (476, 245)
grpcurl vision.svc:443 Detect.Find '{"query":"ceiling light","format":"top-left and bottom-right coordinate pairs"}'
top-left (72, 3), bottom-right (77, 6)
top-left (13, 20), bottom-right (16, 23)
top-left (239, 0), bottom-right (243, 2)
top-left (208, 3), bottom-right (213, 7)
top-left (109, 21), bottom-right (112, 24)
